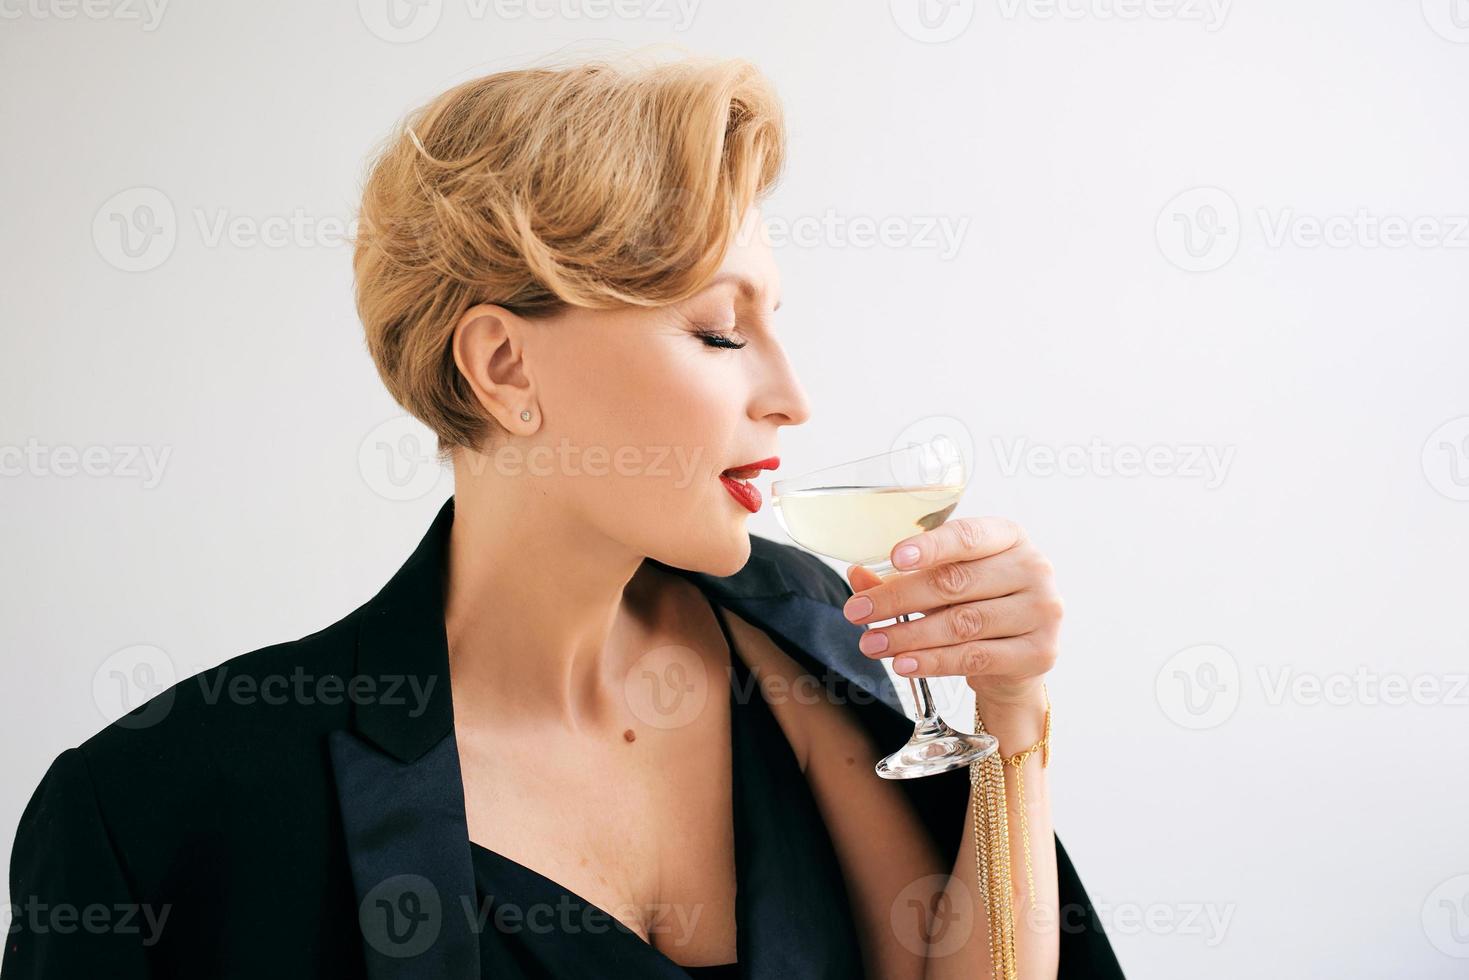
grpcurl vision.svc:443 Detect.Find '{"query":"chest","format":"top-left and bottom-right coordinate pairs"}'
top-left (457, 680), bottom-right (738, 961)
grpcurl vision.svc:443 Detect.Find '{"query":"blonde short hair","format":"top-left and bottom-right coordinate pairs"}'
top-left (352, 55), bottom-right (787, 460)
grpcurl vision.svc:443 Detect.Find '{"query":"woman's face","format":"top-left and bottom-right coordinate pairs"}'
top-left (464, 207), bottom-right (812, 577)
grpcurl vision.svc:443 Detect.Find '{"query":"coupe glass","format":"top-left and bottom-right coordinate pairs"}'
top-left (771, 438), bottom-right (998, 778)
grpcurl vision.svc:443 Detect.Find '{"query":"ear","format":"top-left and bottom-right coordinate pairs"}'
top-left (451, 303), bottom-right (536, 431)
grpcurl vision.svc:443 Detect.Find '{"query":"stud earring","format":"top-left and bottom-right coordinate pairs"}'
top-left (520, 410), bottom-right (532, 421)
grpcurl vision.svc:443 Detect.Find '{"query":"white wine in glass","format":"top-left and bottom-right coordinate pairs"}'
top-left (772, 439), bottom-right (998, 778)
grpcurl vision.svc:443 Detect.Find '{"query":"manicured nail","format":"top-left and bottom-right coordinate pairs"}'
top-left (894, 656), bottom-right (918, 674)
top-left (858, 631), bottom-right (888, 655)
top-left (844, 595), bottom-right (873, 621)
top-left (894, 545), bottom-right (921, 569)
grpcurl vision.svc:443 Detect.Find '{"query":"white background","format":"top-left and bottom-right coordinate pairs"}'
top-left (3, 1), bottom-right (1468, 976)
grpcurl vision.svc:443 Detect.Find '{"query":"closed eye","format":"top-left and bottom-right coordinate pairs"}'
top-left (695, 329), bottom-right (748, 350)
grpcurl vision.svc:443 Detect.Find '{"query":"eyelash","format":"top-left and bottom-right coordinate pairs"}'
top-left (695, 329), bottom-right (748, 350)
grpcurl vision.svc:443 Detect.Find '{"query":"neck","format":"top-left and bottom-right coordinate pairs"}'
top-left (443, 470), bottom-right (657, 735)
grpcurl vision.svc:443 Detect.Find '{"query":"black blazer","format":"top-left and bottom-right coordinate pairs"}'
top-left (4, 496), bottom-right (1125, 979)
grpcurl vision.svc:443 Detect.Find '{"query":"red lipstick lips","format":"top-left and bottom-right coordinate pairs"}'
top-left (719, 456), bottom-right (779, 514)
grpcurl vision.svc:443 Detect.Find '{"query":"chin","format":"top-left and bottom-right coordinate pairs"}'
top-left (700, 529), bottom-right (753, 579)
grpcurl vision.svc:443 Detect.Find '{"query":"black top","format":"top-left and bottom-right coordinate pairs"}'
top-left (2, 495), bottom-right (1125, 979)
top-left (682, 966), bottom-right (740, 980)
top-left (467, 594), bottom-right (855, 978)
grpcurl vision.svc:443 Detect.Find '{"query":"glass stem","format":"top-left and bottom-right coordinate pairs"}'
top-left (896, 611), bottom-right (943, 729)
top-left (863, 561), bottom-right (947, 731)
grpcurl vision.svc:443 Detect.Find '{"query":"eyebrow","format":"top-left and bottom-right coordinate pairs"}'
top-left (704, 272), bottom-right (782, 313)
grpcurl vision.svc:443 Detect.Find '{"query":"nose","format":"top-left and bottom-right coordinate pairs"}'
top-left (751, 341), bottom-right (812, 428)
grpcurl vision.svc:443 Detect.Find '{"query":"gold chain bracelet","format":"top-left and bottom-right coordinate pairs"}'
top-left (970, 685), bottom-right (1051, 980)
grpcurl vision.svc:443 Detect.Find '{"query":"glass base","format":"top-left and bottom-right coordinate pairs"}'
top-left (875, 717), bottom-right (999, 779)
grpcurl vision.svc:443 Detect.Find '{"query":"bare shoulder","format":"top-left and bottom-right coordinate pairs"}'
top-left (714, 604), bottom-right (945, 978)
top-left (649, 563), bottom-right (947, 973)
top-left (714, 604), bottom-right (883, 776)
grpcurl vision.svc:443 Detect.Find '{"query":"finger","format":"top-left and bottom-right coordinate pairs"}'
top-left (844, 547), bottom-right (1036, 624)
top-left (890, 634), bottom-right (1045, 680)
top-left (890, 516), bottom-right (1025, 572)
top-left (846, 564), bottom-right (884, 593)
top-left (856, 593), bottom-right (1040, 659)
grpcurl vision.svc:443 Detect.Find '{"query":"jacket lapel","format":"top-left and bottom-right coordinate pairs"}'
top-left (328, 495), bottom-right (910, 979)
top-left (329, 729), bottom-right (479, 980)
top-left (329, 497), bottom-right (476, 980)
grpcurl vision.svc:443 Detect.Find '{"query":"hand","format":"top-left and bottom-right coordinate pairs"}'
top-left (843, 516), bottom-right (1062, 708)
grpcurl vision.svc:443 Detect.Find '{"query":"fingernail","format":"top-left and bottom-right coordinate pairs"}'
top-left (858, 631), bottom-right (888, 655)
top-left (894, 656), bottom-right (917, 674)
top-left (894, 545), bottom-right (920, 569)
top-left (844, 595), bottom-right (873, 621)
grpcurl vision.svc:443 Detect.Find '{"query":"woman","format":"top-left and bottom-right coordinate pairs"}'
top-left (3, 56), bottom-right (1124, 979)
